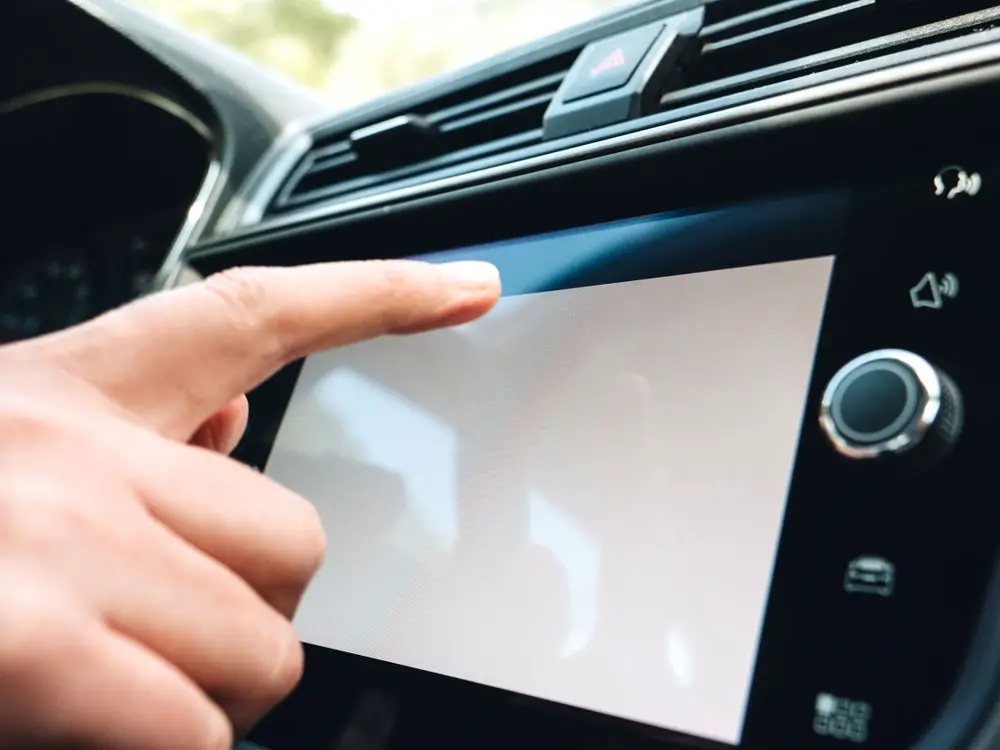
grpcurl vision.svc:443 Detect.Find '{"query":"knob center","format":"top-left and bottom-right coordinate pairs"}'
top-left (832, 361), bottom-right (920, 445)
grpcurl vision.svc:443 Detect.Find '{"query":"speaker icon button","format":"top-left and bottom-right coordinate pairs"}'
top-left (820, 350), bottom-right (963, 463)
top-left (910, 271), bottom-right (959, 310)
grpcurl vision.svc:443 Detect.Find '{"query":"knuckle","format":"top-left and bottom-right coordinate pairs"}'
top-left (287, 497), bottom-right (326, 589)
top-left (266, 494), bottom-right (326, 592)
top-left (201, 267), bottom-right (274, 336)
top-left (291, 498), bottom-right (327, 583)
top-left (370, 260), bottom-right (423, 330)
top-left (199, 710), bottom-right (233, 750)
top-left (0, 476), bottom-right (65, 548)
top-left (201, 266), bottom-right (290, 362)
top-left (0, 473), bottom-right (113, 552)
top-left (237, 471), bottom-right (327, 592)
top-left (0, 568), bottom-right (82, 677)
top-left (260, 619), bottom-right (304, 705)
top-left (0, 397), bottom-right (61, 443)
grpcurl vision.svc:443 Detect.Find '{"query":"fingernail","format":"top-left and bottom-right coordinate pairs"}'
top-left (438, 261), bottom-right (500, 288)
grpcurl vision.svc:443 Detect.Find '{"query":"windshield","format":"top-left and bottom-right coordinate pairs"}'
top-left (127, 0), bottom-right (643, 112)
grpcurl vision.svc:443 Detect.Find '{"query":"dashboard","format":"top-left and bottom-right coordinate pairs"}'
top-left (5, 1), bottom-right (1000, 750)
top-left (0, 87), bottom-right (209, 342)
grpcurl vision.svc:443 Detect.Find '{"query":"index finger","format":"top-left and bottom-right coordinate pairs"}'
top-left (23, 259), bottom-right (500, 440)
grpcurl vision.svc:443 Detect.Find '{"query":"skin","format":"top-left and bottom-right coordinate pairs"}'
top-left (0, 259), bottom-right (501, 750)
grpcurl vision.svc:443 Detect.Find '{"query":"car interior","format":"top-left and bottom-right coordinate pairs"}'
top-left (3, 1), bottom-right (1000, 749)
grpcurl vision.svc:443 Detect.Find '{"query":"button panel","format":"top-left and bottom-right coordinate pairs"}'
top-left (742, 157), bottom-right (999, 750)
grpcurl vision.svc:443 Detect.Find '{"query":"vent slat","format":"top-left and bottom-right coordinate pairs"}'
top-left (664, 5), bottom-right (1000, 108)
top-left (307, 150), bottom-right (356, 175)
top-left (702, 0), bottom-right (833, 37)
top-left (279, 128), bottom-right (545, 210)
top-left (267, 0), bottom-right (1000, 218)
top-left (269, 52), bottom-right (577, 214)
top-left (427, 71), bottom-right (567, 125)
top-left (671, 0), bottom-right (1000, 101)
top-left (440, 91), bottom-right (556, 133)
top-left (702, 0), bottom-right (875, 52)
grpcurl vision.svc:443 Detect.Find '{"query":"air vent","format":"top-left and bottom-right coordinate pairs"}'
top-left (269, 0), bottom-right (1000, 218)
top-left (664, 0), bottom-right (1000, 107)
top-left (272, 49), bottom-right (579, 213)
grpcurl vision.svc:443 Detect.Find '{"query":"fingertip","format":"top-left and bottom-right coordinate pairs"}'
top-left (439, 263), bottom-right (503, 314)
top-left (440, 291), bottom-right (502, 326)
top-left (437, 260), bottom-right (501, 291)
top-left (392, 283), bottom-right (500, 334)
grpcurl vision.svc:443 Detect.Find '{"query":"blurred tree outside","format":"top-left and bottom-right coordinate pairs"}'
top-left (128, 0), bottom-right (641, 111)
top-left (321, 0), bottom-right (637, 108)
top-left (130, 0), bottom-right (357, 90)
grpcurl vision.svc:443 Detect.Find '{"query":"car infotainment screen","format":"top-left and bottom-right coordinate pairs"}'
top-left (268, 262), bottom-right (832, 743)
top-left (262, 198), bottom-right (843, 745)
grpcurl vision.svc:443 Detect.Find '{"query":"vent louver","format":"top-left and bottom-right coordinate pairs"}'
top-left (663, 0), bottom-right (1000, 108)
top-left (272, 49), bottom-right (579, 213)
top-left (268, 0), bottom-right (1000, 219)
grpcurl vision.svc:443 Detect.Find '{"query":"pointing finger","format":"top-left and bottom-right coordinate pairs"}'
top-left (20, 259), bottom-right (500, 441)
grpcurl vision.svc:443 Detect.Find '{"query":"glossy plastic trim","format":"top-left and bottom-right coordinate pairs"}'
top-left (207, 27), bottom-right (1000, 245)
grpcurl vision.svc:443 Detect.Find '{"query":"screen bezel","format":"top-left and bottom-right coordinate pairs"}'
top-left (188, 81), bottom-right (1000, 750)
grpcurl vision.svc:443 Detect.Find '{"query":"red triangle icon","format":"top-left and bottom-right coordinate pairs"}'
top-left (590, 47), bottom-right (626, 77)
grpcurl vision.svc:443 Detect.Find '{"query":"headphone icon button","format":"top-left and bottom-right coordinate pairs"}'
top-left (933, 165), bottom-right (982, 200)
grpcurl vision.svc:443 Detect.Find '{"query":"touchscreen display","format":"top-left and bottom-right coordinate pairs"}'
top-left (264, 207), bottom-right (838, 744)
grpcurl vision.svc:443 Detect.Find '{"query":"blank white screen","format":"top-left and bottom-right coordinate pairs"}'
top-left (266, 256), bottom-right (834, 744)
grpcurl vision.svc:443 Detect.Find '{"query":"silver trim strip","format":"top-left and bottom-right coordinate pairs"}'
top-left (153, 156), bottom-right (226, 289)
top-left (216, 123), bottom-right (312, 234)
top-left (819, 349), bottom-right (942, 460)
top-left (0, 82), bottom-right (226, 293)
top-left (0, 82), bottom-right (213, 140)
top-left (226, 28), bottom-right (1000, 242)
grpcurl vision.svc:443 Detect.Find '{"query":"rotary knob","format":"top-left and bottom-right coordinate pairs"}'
top-left (819, 349), bottom-right (963, 461)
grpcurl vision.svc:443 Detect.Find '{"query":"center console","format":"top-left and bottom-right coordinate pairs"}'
top-left (185, 72), bottom-right (1000, 750)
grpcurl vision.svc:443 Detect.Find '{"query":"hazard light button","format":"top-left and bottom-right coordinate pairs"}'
top-left (561, 23), bottom-right (666, 104)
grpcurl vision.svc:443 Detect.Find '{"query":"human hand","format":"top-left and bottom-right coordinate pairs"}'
top-left (0, 260), bottom-right (500, 749)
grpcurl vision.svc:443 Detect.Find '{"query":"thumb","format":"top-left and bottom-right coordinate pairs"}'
top-left (188, 394), bottom-right (250, 455)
